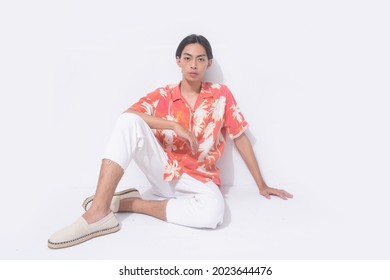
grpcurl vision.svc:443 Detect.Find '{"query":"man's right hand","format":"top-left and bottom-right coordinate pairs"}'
top-left (173, 123), bottom-right (199, 154)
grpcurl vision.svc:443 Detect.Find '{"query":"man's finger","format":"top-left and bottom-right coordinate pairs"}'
top-left (261, 191), bottom-right (271, 199)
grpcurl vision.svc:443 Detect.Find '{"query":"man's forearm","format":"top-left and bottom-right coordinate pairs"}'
top-left (124, 109), bottom-right (176, 130)
top-left (234, 133), bottom-right (267, 190)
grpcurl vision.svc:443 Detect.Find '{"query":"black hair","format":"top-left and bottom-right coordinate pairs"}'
top-left (175, 34), bottom-right (213, 60)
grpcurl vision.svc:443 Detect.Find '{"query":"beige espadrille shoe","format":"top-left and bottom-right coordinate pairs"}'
top-left (82, 188), bottom-right (141, 212)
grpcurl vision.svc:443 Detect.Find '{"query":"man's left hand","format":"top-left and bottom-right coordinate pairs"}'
top-left (259, 186), bottom-right (293, 200)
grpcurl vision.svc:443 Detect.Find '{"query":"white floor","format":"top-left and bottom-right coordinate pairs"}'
top-left (1, 0), bottom-right (390, 263)
top-left (1, 179), bottom-right (389, 260)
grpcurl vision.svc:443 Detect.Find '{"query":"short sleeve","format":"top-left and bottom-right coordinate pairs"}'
top-left (223, 86), bottom-right (249, 139)
top-left (129, 88), bottom-right (163, 116)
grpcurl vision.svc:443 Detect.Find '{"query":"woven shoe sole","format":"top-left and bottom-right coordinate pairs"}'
top-left (48, 223), bottom-right (120, 249)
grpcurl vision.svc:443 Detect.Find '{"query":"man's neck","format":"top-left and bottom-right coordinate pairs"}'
top-left (180, 79), bottom-right (202, 96)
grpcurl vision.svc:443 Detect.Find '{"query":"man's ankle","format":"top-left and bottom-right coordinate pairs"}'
top-left (82, 208), bottom-right (111, 224)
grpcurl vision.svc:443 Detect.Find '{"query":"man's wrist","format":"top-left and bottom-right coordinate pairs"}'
top-left (171, 121), bottom-right (179, 130)
top-left (257, 182), bottom-right (268, 190)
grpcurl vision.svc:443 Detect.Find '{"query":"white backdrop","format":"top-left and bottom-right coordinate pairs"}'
top-left (1, 0), bottom-right (390, 259)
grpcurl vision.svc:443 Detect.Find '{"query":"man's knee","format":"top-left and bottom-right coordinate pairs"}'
top-left (118, 112), bottom-right (144, 126)
top-left (196, 194), bottom-right (225, 229)
top-left (166, 193), bottom-right (225, 229)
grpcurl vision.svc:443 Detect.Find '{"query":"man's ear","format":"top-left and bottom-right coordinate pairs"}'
top-left (176, 56), bottom-right (181, 67)
top-left (207, 59), bottom-right (213, 68)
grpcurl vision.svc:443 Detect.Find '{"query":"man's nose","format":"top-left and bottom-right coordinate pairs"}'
top-left (190, 60), bottom-right (197, 69)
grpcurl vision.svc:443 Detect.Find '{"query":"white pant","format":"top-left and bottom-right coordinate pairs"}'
top-left (103, 113), bottom-right (224, 229)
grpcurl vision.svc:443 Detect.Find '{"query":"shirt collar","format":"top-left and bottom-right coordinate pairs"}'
top-left (172, 84), bottom-right (182, 102)
top-left (172, 82), bottom-right (214, 102)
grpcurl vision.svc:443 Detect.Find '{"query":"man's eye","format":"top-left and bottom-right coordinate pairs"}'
top-left (184, 57), bottom-right (190, 61)
top-left (198, 58), bottom-right (205, 62)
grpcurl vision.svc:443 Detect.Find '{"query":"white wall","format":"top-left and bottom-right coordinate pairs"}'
top-left (1, 0), bottom-right (389, 198)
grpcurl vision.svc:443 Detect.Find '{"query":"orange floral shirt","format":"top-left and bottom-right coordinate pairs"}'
top-left (130, 82), bottom-right (249, 186)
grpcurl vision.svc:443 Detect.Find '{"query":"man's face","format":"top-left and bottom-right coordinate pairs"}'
top-left (176, 43), bottom-right (212, 83)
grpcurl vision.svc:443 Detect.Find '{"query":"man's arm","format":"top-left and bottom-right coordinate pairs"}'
top-left (124, 109), bottom-right (198, 154)
top-left (233, 132), bottom-right (293, 200)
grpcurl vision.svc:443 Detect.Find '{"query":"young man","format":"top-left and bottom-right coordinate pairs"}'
top-left (48, 34), bottom-right (293, 249)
